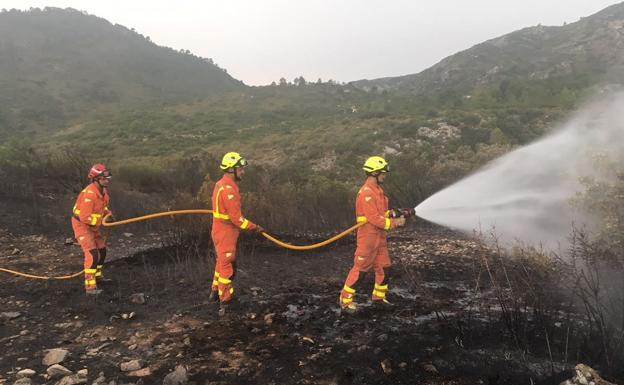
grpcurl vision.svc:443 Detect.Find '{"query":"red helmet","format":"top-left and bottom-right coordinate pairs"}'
top-left (88, 163), bottom-right (110, 179)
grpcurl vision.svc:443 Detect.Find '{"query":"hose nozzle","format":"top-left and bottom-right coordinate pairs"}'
top-left (390, 208), bottom-right (416, 218)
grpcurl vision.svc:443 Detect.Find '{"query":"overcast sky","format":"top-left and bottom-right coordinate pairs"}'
top-left (3, 0), bottom-right (620, 85)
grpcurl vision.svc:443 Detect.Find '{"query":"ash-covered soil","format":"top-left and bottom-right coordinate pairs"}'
top-left (0, 225), bottom-right (582, 385)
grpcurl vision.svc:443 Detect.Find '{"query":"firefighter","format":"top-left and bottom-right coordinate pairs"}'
top-left (339, 156), bottom-right (406, 313)
top-left (71, 163), bottom-right (112, 295)
top-left (209, 152), bottom-right (264, 314)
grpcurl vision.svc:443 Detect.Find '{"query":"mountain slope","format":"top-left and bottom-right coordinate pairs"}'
top-left (352, 2), bottom-right (624, 95)
top-left (0, 7), bottom-right (244, 136)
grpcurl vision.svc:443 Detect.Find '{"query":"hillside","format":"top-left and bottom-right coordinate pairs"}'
top-left (0, 7), bottom-right (243, 138)
top-left (2, 4), bottom-right (624, 235)
top-left (351, 2), bottom-right (624, 99)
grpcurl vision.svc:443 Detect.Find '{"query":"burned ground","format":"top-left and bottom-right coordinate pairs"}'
top-left (0, 224), bottom-right (614, 385)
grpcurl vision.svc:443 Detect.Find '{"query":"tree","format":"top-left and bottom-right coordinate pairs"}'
top-left (279, 77), bottom-right (287, 86)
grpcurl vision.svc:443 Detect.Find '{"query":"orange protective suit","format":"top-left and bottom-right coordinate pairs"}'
top-left (210, 174), bottom-right (256, 302)
top-left (340, 179), bottom-right (398, 307)
top-left (71, 182), bottom-right (110, 292)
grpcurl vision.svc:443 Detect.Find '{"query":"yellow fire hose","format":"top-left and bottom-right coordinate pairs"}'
top-left (0, 268), bottom-right (84, 280)
top-left (1, 209), bottom-right (364, 280)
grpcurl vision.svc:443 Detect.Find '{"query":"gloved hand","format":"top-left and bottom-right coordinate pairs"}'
top-left (395, 217), bottom-right (406, 227)
top-left (254, 225), bottom-right (266, 234)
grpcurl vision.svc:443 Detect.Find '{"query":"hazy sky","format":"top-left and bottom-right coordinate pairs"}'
top-left (3, 0), bottom-right (620, 85)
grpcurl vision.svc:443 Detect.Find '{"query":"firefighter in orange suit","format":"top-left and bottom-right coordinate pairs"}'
top-left (339, 156), bottom-right (406, 313)
top-left (209, 152), bottom-right (264, 312)
top-left (71, 163), bottom-right (112, 295)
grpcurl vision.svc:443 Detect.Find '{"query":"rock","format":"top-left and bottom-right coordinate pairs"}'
top-left (128, 344), bottom-right (138, 351)
top-left (237, 368), bottom-right (251, 377)
top-left (47, 364), bottom-right (73, 378)
top-left (16, 369), bottom-right (35, 379)
top-left (163, 365), bottom-right (188, 385)
top-left (376, 334), bottom-right (388, 342)
top-left (11, 248), bottom-right (20, 255)
top-left (380, 359), bottom-right (392, 374)
top-left (12, 378), bottom-right (31, 385)
top-left (123, 233), bottom-right (133, 238)
top-left (42, 348), bottom-right (70, 366)
top-left (92, 372), bottom-right (106, 385)
top-left (65, 238), bottom-right (75, 245)
top-left (121, 312), bottom-right (136, 320)
top-left (127, 368), bottom-right (151, 377)
top-left (264, 313), bottom-right (275, 325)
top-left (120, 359), bottom-right (144, 372)
top-left (1, 312), bottom-right (21, 320)
top-left (422, 363), bottom-right (438, 374)
top-left (559, 364), bottom-right (616, 385)
top-left (19, 330), bottom-right (29, 336)
top-left (57, 374), bottom-right (87, 385)
top-left (129, 293), bottom-right (146, 305)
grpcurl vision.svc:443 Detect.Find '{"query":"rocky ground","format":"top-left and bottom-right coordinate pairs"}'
top-left (0, 224), bottom-right (618, 385)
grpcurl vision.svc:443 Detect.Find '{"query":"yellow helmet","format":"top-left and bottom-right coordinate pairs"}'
top-left (220, 152), bottom-right (248, 170)
top-left (363, 156), bottom-right (389, 174)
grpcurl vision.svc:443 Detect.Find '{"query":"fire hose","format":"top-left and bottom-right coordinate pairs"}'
top-left (1, 208), bottom-right (415, 280)
top-left (100, 209), bottom-right (365, 251)
top-left (0, 209), bottom-right (369, 280)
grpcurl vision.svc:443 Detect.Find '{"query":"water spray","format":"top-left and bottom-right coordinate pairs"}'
top-left (409, 92), bottom-right (624, 247)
